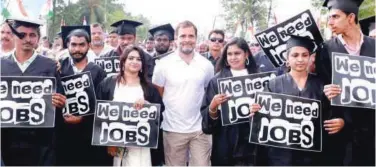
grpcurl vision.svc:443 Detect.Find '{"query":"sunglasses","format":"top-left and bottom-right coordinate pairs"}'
top-left (210, 38), bottom-right (224, 43)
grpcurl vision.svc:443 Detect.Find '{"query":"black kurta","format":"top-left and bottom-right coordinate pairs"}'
top-left (102, 46), bottom-right (155, 81)
top-left (0, 54), bottom-right (62, 166)
top-left (95, 75), bottom-right (165, 166)
top-left (263, 73), bottom-right (342, 166)
top-left (316, 36), bottom-right (375, 166)
top-left (201, 68), bottom-right (257, 166)
top-left (56, 56), bottom-right (110, 166)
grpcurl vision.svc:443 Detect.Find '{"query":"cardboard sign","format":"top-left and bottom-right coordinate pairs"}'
top-left (255, 9), bottom-right (323, 67)
top-left (95, 56), bottom-right (120, 75)
top-left (61, 71), bottom-right (97, 116)
top-left (331, 52), bottom-right (376, 109)
top-left (250, 92), bottom-right (322, 152)
top-left (92, 100), bottom-right (161, 148)
top-left (0, 76), bottom-right (56, 127)
top-left (218, 72), bottom-right (277, 126)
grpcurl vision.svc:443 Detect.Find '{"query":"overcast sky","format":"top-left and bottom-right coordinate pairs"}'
top-left (1, 0), bottom-right (316, 36)
top-left (124, 0), bottom-right (314, 35)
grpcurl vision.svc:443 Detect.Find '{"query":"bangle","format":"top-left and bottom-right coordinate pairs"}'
top-left (209, 108), bottom-right (219, 119)
top-left (209, 108), bottom-right (216, 114)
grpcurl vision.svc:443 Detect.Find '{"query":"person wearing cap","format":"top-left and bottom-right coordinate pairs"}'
top-left (103, 19), bottom-right (155, 80)
top-left (316, 0), bottom-right (375, 165)
top-left (148, 23), bottom-right (175, 61)
top-left (152, 20), bottom-right (214, 166)
top-left (106, 30), bottom-right (118, 48)
top-left (90, 23), bottom-right (113, 58)
top-left (203, 29), bottom-right (225, 67)
top-left (0, 17), bottom-right (66, 166)
top-left (251, 35), bottom-right (345, 165)
top-left (0, 22), bottom-right (15, 56)
top-left (56, 26), bottom-right (110, 166)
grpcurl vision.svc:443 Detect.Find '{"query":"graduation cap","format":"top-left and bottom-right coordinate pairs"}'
top-left (56, 31), bottom-right (62, 37)
top-left (286, 35), bottom-right (315, 54)
top-left (323, 0), bottom-right (364, 15)
top-left (110, 19), bottom-right (142, 35)
top-left (5, 17), bottom-right (43, 39)
top-left (61, 25), bottom-right (91, 49)
top-left (149, 23), bottom-right (175, 41)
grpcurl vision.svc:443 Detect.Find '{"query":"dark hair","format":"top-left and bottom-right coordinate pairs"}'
top-left (343, 11), bottom-right (359, 24)
top-left (175, 20), bottom-right (197, 37)
top-left (146, 35), bottom-right (154, 41)
top-left (90, 23), bottom-right (105, 30)
top-left (117, 45), bottom-right (149, 98)
top-left (66, 29), bottom-right (91, 44)
top-left (215, 37), bottom-right (258, 74)
top-left (13, 23), bottom-right (41, 39)
top-left (109, 30), bottom-right (117, 34)
top-left (208, 29), bottom-right (225, 39)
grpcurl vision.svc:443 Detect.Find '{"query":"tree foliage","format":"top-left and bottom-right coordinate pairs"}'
top-left (221, 0), bottom-right (270, 36)
top-left (48, 0), bottom-right (151, 42)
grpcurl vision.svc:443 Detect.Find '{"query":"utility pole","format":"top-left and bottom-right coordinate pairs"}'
top-left (212, 16), bottom-right (217, 29)
top-left (267, 0), bottom-right (272, 26)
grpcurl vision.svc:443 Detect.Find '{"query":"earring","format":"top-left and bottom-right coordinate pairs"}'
top-left (246, 58), bottom-right (249, 65)
top-left (285, 62), bottom-right (290, 67)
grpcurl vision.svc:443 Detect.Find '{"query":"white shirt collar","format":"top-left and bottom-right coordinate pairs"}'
top-left (69, 56), bottom-right (88, 74)
top-left (337, 33), bottom-right (364, 48)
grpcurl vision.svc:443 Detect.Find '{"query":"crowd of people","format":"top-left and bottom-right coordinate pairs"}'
top-left (0, 0), bottom-right (375, 166)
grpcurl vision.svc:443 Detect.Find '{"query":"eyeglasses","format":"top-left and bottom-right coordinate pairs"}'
top-left (210, 38), bottom-right (224, 43)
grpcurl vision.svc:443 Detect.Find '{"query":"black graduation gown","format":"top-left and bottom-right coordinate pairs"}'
top-left (0, 54), bottom-right (62, 166)
top-left (102, 47), bottom-right (155, 81)
top-left (316, 36), bottom-right (375, 166)
top-left (201, 68), bottom-right (257, 166)
top-left (263, 73), bottom-right (340, 166)
top-left (95, 75), bottom-right (165, 166)
top-left (56, 57), bottom-right (110, 166)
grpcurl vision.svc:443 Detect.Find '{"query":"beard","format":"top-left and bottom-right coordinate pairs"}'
top-left (180, 47), bottom-right (194, 55)
top-left (70, 51), bottom-right (88, 63)
top-left (155, 45), bottom-right (169, 54)
top-left (179, 42), bottom-right (195, 55)
top-left (92, 40), bottom-right (104, 47)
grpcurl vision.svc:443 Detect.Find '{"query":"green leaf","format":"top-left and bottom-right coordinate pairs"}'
top-left (359, 0), bottom-right (375, 20)
top-left (1, 8), bottom-right (10, 18)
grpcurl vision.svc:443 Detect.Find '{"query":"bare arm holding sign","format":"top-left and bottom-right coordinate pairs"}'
top-left (208, 93), bottom-right (231, 119)
top-left (52, 93), bottom-right (66, 108)
top-left (323, 84), bottom-right (342, 100)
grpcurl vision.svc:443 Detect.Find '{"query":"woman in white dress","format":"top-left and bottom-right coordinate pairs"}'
top-left (96, 45), bottom-right (163, 166)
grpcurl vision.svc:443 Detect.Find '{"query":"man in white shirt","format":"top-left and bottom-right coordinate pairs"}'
top-left (152, 20), bottom-right (214, 166)
top-left (89, 23), bottom-right (113, 61)
top-left (0, 22), bottom-right (15, 56)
